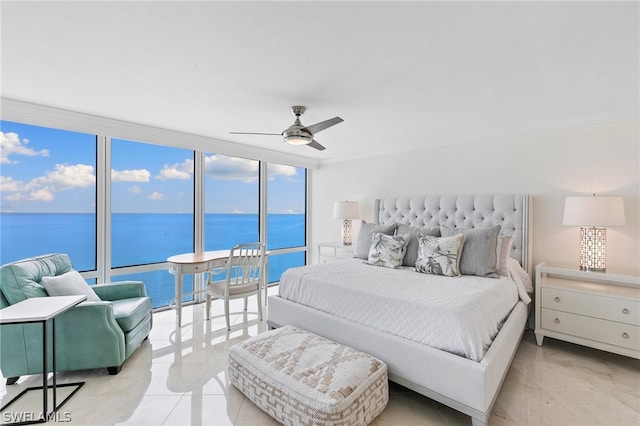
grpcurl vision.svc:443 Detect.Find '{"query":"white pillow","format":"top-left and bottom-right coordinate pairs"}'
top-left (41, 270), bottom-right (101, 302)
top-left (507, 257), bottom-right (533, 293)
top-left (365, 233), bottom-right (409, 268)
top-left (415, 234), bottom-right (465, 277)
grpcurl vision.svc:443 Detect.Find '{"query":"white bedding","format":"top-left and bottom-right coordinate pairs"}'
top-left (278, 259), bottom-right (529, 362)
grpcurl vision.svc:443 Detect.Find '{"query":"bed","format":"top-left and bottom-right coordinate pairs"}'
top-left (267, 195), bottom-right (532, 426)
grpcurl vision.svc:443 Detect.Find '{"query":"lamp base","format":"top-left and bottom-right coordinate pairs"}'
top-left (579, 226), bottom-right (607, 273)
top-left (341, 219), bottom-right (353, 246)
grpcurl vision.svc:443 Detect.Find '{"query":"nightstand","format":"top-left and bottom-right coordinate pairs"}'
top-left (317, 241), bottom-right (354, 264)
top-left (535, 262), bottom-right (640, 359)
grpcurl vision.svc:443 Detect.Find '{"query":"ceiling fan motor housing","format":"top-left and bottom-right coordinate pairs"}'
top-left (283, 106), bottom-right (313, 144)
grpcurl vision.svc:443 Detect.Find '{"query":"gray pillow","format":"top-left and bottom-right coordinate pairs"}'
top-left (396, 224), bottom-right (441, 267)
top-left (441, 225), bottom-right (501, 277)
top-left (353, 221), bottom-right (396, 259)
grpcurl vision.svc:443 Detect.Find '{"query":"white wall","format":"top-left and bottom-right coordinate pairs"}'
top-left (311, 119), bottom-right (639, 275)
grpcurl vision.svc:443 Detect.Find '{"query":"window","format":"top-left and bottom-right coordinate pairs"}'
top-left (204, 154), bottom-right (259, 250)
top-left (111, 139), bottom-right (194, 308)
top-left (266, 163), bottom-right (307, 282)
top-left (111, 139), bottom-right (194, 266)
top-left (0, 121), bottom-right (97, 271)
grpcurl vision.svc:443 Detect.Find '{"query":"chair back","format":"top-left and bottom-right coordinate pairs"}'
top-left (226, 243), bottom-right (266, 288)
top-left (0, 253), bottom-right (73, 306)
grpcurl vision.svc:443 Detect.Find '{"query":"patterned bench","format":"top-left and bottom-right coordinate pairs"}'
top-left (228, 326), bottom-right (389, 426)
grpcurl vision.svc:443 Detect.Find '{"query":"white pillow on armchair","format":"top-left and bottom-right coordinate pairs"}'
top-left (41, 270), bottom-right (101, 301)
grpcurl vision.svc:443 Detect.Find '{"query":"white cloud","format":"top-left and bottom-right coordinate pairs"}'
top-left (27, 188), bottom-right (55, 202)
top-left (148, 191), bottom-right (164, 200)
top-left (0, 175), bottom-right (24, 193)
top-left (128, 185), bottom-right (142, 194)
top-left (32, 164), bottom-right (95, 190)
top-left (205, 155), bottom-right (259, 183)
top-left (0, 131), bottom-right (50, 164)
top-left (112, 168), bottom-right (150, 182)
top-left (1, 163), bottom-right (95, 203)
top-left (156, 159), bottom-right (193, 180)
top-left (267, 164), bottom-right (298, 180)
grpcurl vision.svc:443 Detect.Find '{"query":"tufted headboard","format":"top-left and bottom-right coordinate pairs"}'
top-left (374, 195), bottom-right (532, 276)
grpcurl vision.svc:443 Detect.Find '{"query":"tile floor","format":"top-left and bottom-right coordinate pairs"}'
top-left (1, 288), bottom-right (639, 425)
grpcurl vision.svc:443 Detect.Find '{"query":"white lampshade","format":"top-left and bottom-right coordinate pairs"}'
top-left (562, 196), bottom-right (625, 227)
top-left (333, 201), bottom-right (360, 219)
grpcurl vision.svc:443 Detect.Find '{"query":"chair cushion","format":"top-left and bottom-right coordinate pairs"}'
top-left (111, 297), bottom-right (153, 332)
top-left (0, 254), bottom-right (73, 304)
top-left (209, 280), bottom-right (259, 296)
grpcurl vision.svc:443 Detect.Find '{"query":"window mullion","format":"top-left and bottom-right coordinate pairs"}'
top-left (97, 135), bottom-right (110, 283)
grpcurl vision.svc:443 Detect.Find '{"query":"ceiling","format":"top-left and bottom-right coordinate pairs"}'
top-left (1, 1), bottom-right (638, 164)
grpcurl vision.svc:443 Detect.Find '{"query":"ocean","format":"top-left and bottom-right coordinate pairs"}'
top-left (0, 213), bottom-right (305, 308)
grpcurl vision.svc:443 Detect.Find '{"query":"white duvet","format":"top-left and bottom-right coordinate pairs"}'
top-left (278, 259), bottom-right (530, 362)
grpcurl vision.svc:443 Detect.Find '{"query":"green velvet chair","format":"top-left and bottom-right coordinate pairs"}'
top-left (0, 254), bottom-right (153, 384)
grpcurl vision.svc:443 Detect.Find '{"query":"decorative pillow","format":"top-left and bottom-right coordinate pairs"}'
top-left (495, 234), bottom-right (513, 276)
top-left (41, 270), bottom-right (101, 302)
top-left (441, 225), bottom-right (501, 277)
top-left (365, 233), bottom-right (409, 268)
top-left (353, 221), bottom-right (396, 259)
top-left (396, 224), bottom-right (441, 267)
top-left (415, 234), bottom-right (465, 277)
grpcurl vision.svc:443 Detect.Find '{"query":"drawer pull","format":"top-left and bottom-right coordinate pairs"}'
top-left (554, 318), bottom-right (560, 324)
top-left (554, 297), bottom-right (561, 302)
top-left (622, 332), bottom-right (630, 339)
top-left (622, 308), bottom-right (630, 314)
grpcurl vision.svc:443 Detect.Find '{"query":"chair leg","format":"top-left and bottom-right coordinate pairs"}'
top-left (6, 376), bottom-right (19, 385)
top-left (107, 366), bottom-right (122, 375)
top-left (225, 298), bottom-right (231, 331)
top-left (205, 294), bottom-right (211, 320)
top-left (257, 290), bottom-right (263, 322)
top-left (244, 296), bottom-right (248, 311)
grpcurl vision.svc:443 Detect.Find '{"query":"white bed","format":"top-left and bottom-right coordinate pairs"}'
top-left (268, 195), bottom-right (532, 426)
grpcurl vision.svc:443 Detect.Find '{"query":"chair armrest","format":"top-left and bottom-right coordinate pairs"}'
top-left (94, 281), bottom-right (147, 301)
top-left (0, 301), bottom-right (126, 377)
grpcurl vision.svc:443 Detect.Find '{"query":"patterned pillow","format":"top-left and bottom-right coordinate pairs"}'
top-left (365, 233), bottom-right (409, 268)
top-left (415, 234), bottom-right (465, 277)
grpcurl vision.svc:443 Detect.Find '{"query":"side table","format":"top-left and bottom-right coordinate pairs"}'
top-left (0, 295), bottom-right (87, 425)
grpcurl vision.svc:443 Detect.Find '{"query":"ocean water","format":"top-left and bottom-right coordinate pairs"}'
top-left (0, 213), bottom-right (305, 308)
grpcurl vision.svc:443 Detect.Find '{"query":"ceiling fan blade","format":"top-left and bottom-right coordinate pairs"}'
top-left (307, 139), bottom-right (326, 151)
top-left (229, 132), bottom-right (282, 136)
top-left (304, 117), bottom-right (343, 135)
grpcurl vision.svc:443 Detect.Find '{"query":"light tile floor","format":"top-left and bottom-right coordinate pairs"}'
top-left (1, 288), bottom-right (639, 425)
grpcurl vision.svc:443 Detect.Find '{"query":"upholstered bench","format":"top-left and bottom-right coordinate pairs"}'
top-left (228, 326), bottom-right (388, 426)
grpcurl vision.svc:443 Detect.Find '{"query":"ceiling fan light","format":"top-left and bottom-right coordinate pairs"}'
top-left (285, 135), bottom-right (311, 146)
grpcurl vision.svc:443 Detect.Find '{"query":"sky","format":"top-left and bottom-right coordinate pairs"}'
top-left (0, 120), bottom-right (305, 214)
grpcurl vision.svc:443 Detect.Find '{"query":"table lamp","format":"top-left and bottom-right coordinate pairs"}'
top-left (562, 195), bottom-right (625, 272)
top-left (333, 201), bottom-right (360, 245)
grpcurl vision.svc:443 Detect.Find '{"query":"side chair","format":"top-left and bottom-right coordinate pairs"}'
top-left (205, 243), bottom-right (266, 331)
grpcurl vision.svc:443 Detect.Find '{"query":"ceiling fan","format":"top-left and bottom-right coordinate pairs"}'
top-left (230, 106), bottom-right (343, 151)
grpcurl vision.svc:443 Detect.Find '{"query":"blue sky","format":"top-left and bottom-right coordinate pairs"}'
top-left (0, 120), bottom-right (305, 214)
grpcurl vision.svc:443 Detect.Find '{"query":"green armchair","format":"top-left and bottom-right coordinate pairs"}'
top-left (0, 254), bottom-right (153, 384)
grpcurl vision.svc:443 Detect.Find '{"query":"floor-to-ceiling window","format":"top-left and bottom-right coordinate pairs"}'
top-left (203, 153), bottom-right (259, 250)
top-left (266, 163), bottom-right (307, 283)
top-left (0, 121), bottom-right (97, 272)
top-left (110, 138), bottom-right (195, 308)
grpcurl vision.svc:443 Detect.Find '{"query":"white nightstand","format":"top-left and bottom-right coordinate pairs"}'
top-left (535, 262), bottom-right (640, 359)
top-left (317, 241), bottom-right (354, 264)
